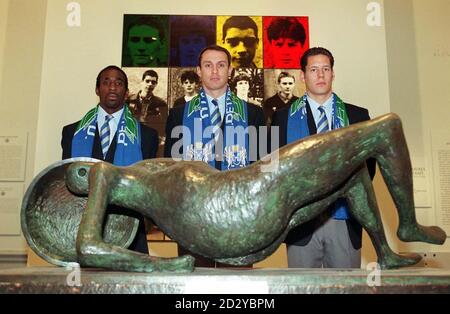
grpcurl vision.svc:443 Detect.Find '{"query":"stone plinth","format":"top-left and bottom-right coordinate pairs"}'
top-left (1, 267), bottom-right (449, 294)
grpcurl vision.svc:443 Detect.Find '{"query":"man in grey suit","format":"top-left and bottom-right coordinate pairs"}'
top-left (272, 47), bottom-right (376, 268)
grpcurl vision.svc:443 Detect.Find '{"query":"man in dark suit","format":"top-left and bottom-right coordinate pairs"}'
top-left (272, 47), bottom-right (376, 268)
top-left (164, 45), bottom-right (265, 267)
top-left (61, 65), bottom-right (159, 255)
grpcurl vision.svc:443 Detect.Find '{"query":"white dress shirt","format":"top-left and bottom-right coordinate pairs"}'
top-left (97, 106), bottom-right (124, 146)
top-left (307, 94), bottom-right (334, 131)
top-left (206, 93), bottom-right (226, 123)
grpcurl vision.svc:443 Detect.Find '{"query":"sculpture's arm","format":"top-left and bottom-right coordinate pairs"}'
top-left (66, 161), bottom-right (194, 272)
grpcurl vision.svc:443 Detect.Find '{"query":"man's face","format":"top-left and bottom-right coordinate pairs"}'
top-left (301, 54), bottom-right (334, 99)
top-left (178, 34), bottom-right (207, 67)
top-left (96, 68), bottom-right (129, 114)
top-left (271, 38), bottom-right (303, 68)
top-left (141, 75), bottom-right (158, 95)
top-left (236, 80), bottom-right (250, 94)
top-left (182, 79), bottom-right (198, 95)
top-left (278, 76), bottom-right (295, 95)
top-left (128, 25), bottom-right (161, 66)
top-left (197, 49), bottom-right (232, 95)
top-left (223, 28), bottom-right (258, 68)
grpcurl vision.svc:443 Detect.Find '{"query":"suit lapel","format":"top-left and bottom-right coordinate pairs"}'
top-left (92, 125), bottom-right (116, 162)
top-left (305, 100), bottom-right (317, 134)
top-left (105, 134), bottom-right (117, 163)
top-left (91, 126), bottom-right (104, 160)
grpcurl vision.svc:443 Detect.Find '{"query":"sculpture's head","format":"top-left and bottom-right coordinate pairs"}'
top-left (65, 162), bottom-right (94, 195)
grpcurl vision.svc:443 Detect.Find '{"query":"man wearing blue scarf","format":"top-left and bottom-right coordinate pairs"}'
top-left (272, 47), bottom-right (376, 268)
top-left (61, 65), bottom-right (159, 254)
top-left (164, 45), bottom-right (265, 266)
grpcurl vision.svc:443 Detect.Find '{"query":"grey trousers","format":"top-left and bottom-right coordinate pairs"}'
top-left (287, 218), bottom-right (361, 268)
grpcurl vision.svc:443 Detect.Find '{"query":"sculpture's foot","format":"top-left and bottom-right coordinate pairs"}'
top-left (151, 255), bottom-right (195, 273)
top-left (379, 252), bottom-right (422, 270)
top-left (397, 224), bottom-right (447, 245)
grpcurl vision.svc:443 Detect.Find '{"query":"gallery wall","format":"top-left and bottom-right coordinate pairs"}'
top-left (385, 0), bottom-right (450, 255)
top-left (0, 0), bottom-right (47, 253)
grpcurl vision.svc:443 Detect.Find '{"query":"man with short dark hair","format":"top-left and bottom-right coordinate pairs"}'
top-left (164, 45), bottom-right (265, 267)
top-left (266, 17), bottom-right (307, 69)
top-left (222, 16), bottom-right (260, 68)
top-left (128, 69), bottom-right (168, 125)
top-left (123, 16), bottom-right (167, 67)
top-left (61, 65), bottom-right (159, 254)
top-left (272, 47), bottom-right (376, 268)
top-left (172, 70), bottom-right (200, 108)
top-left (128, 69), bottom-right (168, 156)
top-left (263, 71), bottom-right (298, 126)
top-left (170, 16), bottom-right (215, 67)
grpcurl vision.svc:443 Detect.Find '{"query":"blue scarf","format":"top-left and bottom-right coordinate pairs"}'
top-left (287, 93), bottom-right (350, 220)
top-left (182, 87), bottom-right (249, 171)
top-left (71, 105), bottom-right (142, 166)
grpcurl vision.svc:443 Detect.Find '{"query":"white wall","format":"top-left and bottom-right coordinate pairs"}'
top-left (366, 0), bottom-right (450, 263)
top-left (0, 0), bottom-right (9, 94)
top-left (0, 0), bottom-right (47, 253)
top-left (413, 0), bottom-right (450, 253)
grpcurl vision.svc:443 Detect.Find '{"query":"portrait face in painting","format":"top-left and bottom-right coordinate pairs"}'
top-left (169, 15), bottom-right (215, 67)
top-left (235, 79), bottom-right (250, 98)
top-left (127, 24), bottom-right (162, 67)
top-left (223, 27), bottom-right (258, 68)
top-left (271, 38), bottom-right (304, 68)
top-left (222, 16), bottom-right (260, 68)
top-left (265, 17), bottom-right (308, 69)
top-left (140, 75), bottom-right (158, 97)
top-left (181, 78), bottom-right (199, 96)
top-left (278, 76), bottom-right (295, 96)
top-left (178, 33), bottom-right (207, 67)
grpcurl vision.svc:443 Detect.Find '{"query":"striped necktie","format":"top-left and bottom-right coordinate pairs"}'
top-left (316, 106), bottom-right (329, 133)
top-left (211, 99), bottom-right (221, 142)
top-left (100, 115), bottom-right (112, 158)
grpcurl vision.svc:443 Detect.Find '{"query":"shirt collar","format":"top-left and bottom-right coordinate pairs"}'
top-left (206, 93), bottom-right (226, 120)
top-left (97, 105), bottom-right (124, 125)
top-left (306, 94), bottom-right (334, 125)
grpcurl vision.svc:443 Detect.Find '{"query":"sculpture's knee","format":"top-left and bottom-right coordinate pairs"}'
top-left (76, 237), bottom-right (103, 267)
top-left (66, 162), bottom-right (94, 195)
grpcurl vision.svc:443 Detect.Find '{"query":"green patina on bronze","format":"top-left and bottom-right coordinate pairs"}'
top-left (21, 158), bottom-right (139, 267)
top-left (21, 113), bottom-right (447, 273)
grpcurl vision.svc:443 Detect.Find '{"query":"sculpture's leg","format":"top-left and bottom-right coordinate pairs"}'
top-left (345, 167), bottom-right (421, 269)
top-left (372, 116), bottom-right (446, 245)
top-left (72, 162), bottom-right (194, 272)
top-left (285, 114), bottom-right (445, 245)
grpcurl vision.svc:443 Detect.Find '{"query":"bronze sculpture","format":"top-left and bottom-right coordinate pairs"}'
top-left (22, 113), bottom-right (446, 272)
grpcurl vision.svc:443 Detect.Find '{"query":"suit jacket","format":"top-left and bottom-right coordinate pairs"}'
top-left (164, 101), bottom-right (266, 167)
top-left (128, 92), bottom-right (168, 127)
top-left (61, 119), bottom-right (159, 254)
top-left (271, 101), bottom-right (376, 249)
top-left (263, 93), bottom-right (299, 127)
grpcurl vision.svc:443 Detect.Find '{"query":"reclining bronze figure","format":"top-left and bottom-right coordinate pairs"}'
top-left (22, 113), bottom-right (447, 272)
